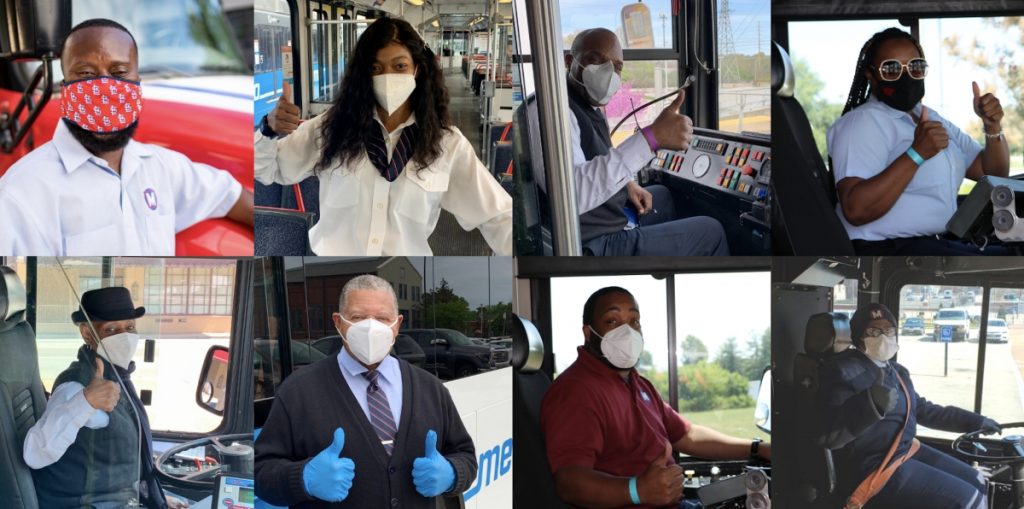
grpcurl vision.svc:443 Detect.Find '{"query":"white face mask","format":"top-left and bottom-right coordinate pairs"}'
top-left (339, 316), bottom-right (397, 365)
top-left (591, 324), bottom-right (644, 369)
top-left (95, 332), bottom-right (140, 370)
top-left (372, 73), bottom-right (417, 116)
top-left (572, 59), bottom-right (621, 105)
top-left (863, 334), bottom-right (899, 363)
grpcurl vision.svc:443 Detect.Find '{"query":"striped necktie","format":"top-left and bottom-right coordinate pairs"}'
top-left (366, 123), bottom-right (420, 182)
top-left (363, 370), bottom-right (397, 455)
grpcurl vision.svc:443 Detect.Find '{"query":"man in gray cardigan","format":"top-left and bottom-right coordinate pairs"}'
top-left (255, 275), bottom-right (477, 508)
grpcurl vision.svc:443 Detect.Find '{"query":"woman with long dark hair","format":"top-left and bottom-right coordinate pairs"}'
top-left (255, 17), bottom-right (512, 255)
top-left (827, 28), bottom-right (1010, 255)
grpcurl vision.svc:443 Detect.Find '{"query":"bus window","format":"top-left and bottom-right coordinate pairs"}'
top-left (561, 0), bottom-right (675, 50)
top-left (715, 0), bottom-right (770, 135)
top-left (833, 278), bottom-right (859, 319)
top-left (898, 283), bottom-right (983, 439)
top-left (255, 0), bottom-right (294, 128)
top-left (981, 287), bottom-right (1024, 426)
top-left (673, 272), bottom-right (770, 443)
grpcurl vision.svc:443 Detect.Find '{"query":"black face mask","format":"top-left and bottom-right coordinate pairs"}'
top-left (872, 73), bottom-right (924, 112)
top-left (62, 118), bottom-right (138, 155)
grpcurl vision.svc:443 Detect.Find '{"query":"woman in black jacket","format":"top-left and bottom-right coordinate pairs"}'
top-left (817, 303), bottom-right (999, 509)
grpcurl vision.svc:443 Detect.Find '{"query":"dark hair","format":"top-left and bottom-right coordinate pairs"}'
top-left (61, 18), bottom-right (138, 57)
top-left (582, 286), bottom-right (634, 326)
top-left (841, 28), bottom-right (926, 116)
top-left (315, 17), bottom-right (451, 174)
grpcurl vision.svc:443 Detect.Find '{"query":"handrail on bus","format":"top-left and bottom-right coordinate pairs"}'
top-left (522, 0), bottom-right (582, 255)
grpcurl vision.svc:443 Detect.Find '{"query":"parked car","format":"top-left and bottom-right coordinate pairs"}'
top-left (986, 319), bottom-right (1009, 344)
top-left (404, 328), bottom-right (494, 379)
top-left (933, 308), bottom-right (970, 342)
top-left (309, 333), bottom-right (426, 368)
top-left (901, 317), bottom-right (925, 336)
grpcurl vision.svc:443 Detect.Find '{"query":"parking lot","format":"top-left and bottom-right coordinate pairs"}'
top-left (899, 322), bottom-right (1024, 439)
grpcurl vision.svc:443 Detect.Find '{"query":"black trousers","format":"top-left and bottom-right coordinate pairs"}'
top-left (866, 443), bottom-right (987, 509)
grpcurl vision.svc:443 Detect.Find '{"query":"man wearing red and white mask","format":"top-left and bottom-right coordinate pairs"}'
top-left (0, 18), bottom-right (253, 255)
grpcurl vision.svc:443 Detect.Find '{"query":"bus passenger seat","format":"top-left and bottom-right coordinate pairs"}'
top-left (0, 267), bottom-right (45, 509)
top-left (793, 312), bottom-right (849, 507)
top-left (512, 315), bottom-right (568, 508)
top-left (771, 42), bottom-right (854, 255)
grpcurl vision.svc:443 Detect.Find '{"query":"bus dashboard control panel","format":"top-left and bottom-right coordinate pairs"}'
top-left (647, 134), bottom-right (771, 203)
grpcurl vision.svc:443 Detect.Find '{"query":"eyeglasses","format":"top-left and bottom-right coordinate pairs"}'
top-left (864, 327), bottom-right (897, 338)
top-left (876, 58), bottom-right (928, 81)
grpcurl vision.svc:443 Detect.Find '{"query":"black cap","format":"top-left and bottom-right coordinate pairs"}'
top-left (850, 303), bottom-right (897, 346)
top-left (71, 287), bottom-right (145, 323)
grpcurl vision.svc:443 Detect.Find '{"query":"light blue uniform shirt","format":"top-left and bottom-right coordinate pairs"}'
top-left (336, 346), bottom-right (403, 427)
top-left (0, 120), bottom-right (242, 255)
top-left (827, 96), bottom-right (983, 241)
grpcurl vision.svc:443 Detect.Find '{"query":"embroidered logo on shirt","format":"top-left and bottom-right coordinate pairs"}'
top-left (144, 188), bottom-right (158, 210)
top-left (640, 390), bottom-right (652, 403)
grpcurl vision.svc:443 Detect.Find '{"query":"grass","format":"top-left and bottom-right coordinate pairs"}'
top-left (684, 406), bottom-right (769, 441)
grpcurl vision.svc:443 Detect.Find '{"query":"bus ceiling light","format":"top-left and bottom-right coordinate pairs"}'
top-left (405, 0), bottom-right (425, 6)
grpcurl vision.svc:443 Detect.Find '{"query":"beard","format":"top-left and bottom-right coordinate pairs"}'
top-left (62, 118), bottom-right (139, 155)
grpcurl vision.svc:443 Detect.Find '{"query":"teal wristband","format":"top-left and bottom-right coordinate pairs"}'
top-left (629, 476), bottom-right (641, 505)
top-left (906, 147), bottom-right (925, 166)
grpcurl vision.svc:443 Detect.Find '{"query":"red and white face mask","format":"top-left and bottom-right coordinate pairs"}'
top-left (61, 76), bottom-right (142, 133)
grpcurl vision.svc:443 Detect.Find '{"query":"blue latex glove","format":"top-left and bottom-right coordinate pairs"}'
top-left (412, 429), bottom-right (455, 497)
top-left (303, 427), bottom-right (356, 502)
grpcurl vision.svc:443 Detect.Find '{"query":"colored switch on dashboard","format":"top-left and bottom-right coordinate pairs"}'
top-left (741, 165), bottom-right (755, 176)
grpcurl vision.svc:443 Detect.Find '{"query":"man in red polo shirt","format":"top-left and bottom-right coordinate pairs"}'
top-left (540, 286), bottom-right (771, 508)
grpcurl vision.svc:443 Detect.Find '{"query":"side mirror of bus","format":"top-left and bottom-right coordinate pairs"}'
top-left (1, 0), bottom-right (71, 58)
top-left (196, 345), bottom-right (230, 415)
top-left (754, 368), bottom-right (771, 433)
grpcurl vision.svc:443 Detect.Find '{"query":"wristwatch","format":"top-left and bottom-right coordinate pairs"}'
top-left (259, 114), bottom-right (279, 138)
top-left (750, 438), bottom-right (763, 458)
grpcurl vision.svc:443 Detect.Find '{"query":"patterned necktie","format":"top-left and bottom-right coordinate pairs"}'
top-left (363, 370), bottom-right (397, 455)
top-left (366, 123), bottom-right (420, 182)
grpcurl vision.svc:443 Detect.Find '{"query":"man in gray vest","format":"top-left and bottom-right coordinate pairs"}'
top-left (23, 287), bottom-right (186, 508)
top-left (557, 28), bottom-right (728, 256)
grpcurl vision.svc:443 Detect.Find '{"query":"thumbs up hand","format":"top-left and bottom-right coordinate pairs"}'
top-left (269, 81), bottom-right (301, 136)
top-left (636, 442), bottom-right (684, 506)
top-left (83, 358), bottom-right (120, 412)
top-left (649, 89), bottom-right (694, 151)
top-left (303, 427), bottom-right (356, 502)
top-left (972, 81), bottom-right (1004, 132)
top-left (412, 429), bottom-right (456, 497)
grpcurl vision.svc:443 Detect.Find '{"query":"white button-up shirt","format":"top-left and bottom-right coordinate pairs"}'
top-left (0, 121), bottom-right (243, 255)
top-left (23, 381), bottom-right (111, 469)
top-left (254, 112), bottom-right (512, 256)
top-left (828, 96), bottom-right (982, 241)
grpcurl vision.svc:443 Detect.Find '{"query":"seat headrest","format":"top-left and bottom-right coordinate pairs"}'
top-left (804, 312), bottom-right (851, 354)
top-left (512, 314), bottom-right (545, 373)
top-left (0, 266), bottom-right (27, 324)
top-left (771, 42), bottom-right (795, 98)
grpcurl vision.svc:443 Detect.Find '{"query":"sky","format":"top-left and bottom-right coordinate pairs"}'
top-left (788, 17), bottom-right (1020, 137)
top-left (548, 272), bottom-right (771, 374)
top-left (557, 0), bottom-right (770, 55)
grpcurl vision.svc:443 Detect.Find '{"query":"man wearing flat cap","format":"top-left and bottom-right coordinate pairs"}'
top-left (815, 302), bottom-right (999, 509)
top-left (23, 287), bottom-right (186, 509)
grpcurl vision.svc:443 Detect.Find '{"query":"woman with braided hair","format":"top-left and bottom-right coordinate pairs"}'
top-left (827, 28), bottom-right (1011, 255)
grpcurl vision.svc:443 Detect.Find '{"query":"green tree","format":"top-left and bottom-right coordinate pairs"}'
top-left (680, 335), bottom-right (708, 364)
top-left (740, 327), bottom-right (771, 381)
top-left (793, 57), bottom-right (844, 162)
top-left (420, 279), bottom-right (473, 333)
top-left (716, 337), bottom-right (741, 374)
top-left (677, 362), bottom-right (754, 412)
top-left (474, 302), bottom-right (512, 337)
top-left (943, 18), bottom-right (1023, 148)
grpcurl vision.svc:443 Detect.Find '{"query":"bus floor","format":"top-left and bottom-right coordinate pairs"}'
top-left (426, 68), bottom-right (490, 255)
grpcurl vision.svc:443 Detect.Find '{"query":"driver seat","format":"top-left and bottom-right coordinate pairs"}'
top-left (771, 42), bottom-right (855, 255)
top-left (0, 267), bottom-right (45, 509)
top-left (512, 315), bottom-right (568, 508)
top-left (792, 312), bottom-right (848, 508)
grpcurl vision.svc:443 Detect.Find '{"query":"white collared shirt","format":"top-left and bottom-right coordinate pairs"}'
top-left (254, 111), bottom-right (513, 256)
top-left (526, 98), bottom-right (654, 214)
top-left (828, 96), bottom-right (982, 241)
top-left (0, 121), bottom-right (243, 255)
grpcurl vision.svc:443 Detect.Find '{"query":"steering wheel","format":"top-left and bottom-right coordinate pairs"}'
top-left (952, 422), bottom-right (1024, 464)
top-left (154, 433), bottom-right (253, 490)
